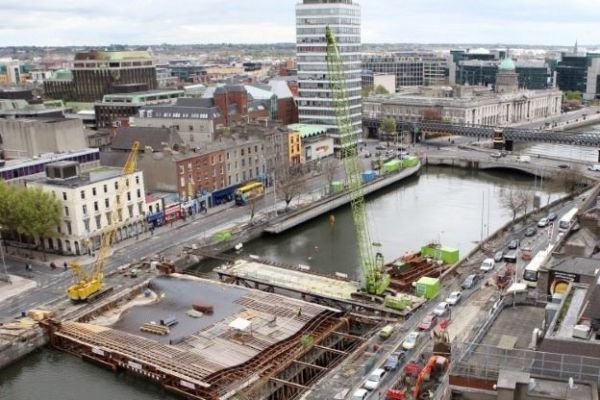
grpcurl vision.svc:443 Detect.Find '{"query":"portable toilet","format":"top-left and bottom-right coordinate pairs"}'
top-left (361, 170), bottom-right (376, 183)
top-left (415, 277), bottom-right (441, 299)
top-left (330, 181), bottom-right (344, 194)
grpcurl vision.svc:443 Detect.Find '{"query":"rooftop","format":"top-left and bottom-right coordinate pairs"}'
top-left (548, 257), bottom-right (600, 277)
top-left (36, 165), bottom-right (124, 188)
top-left (74, 50), bottom-right (153, 62)
top-left (287, 123), bottom-right (329, 138)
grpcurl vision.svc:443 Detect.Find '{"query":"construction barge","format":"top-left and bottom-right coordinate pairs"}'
top-left (212, 257), bottom-right (447, 321)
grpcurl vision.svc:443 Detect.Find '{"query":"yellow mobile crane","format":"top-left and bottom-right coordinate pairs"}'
top-left (325, 27), bottom-right (390, 295)
top-left (67, 142), bottom-right (140, 302)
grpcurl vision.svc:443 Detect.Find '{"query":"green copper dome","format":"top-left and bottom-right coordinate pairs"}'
top-left (499, 58), bottom-right (516, 71)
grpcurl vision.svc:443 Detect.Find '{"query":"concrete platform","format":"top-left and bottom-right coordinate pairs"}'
top-left (217, 260), bottom-right (359, 301)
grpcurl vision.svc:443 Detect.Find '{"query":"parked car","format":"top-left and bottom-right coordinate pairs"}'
top-left (547, 212), bottom-right (558, 221)
top-left (375, 144), bottom-right (388, 150)
top-left (518, 155), bottom-right (531, 163)
top-left (379, 324), bottom-right (395, 339)
top-left (520, 246), bottom-right (533, 261)
top-left (446, 291), bottom-right (462, 306)
top-left (525, 226), bottom-right (537, 237)
top-left (538, 217), bottom-right (549, 228)
top-left (508, 239), bottom-right (520, 249)
top-left (383, 351), bottom-right (406, 371)
top-left (350, 389), bottom-right (369, 400)
top-left (418, 313), bottom-right (438, 331)
top-left (494, 250), bottom-right (504, 262)
top-left (401, 331), bottom-right (422, 351)
top-left (490, 152), bottom-right (502, 159)
top-left (503, 250), bottom-right (518, 263)
top-left (363, 368), bottom-right (386, 391)
top-left (461, 274), bottom-right (480, 290)
top-left (433, 302), bottom-right (450, 316)
top-left (480, 258), bottom-right (495, 272)
top-left (557, 164), bottom-right (570, 169)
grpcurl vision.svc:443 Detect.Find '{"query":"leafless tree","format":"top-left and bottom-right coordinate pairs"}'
top-left (277, 167), bottom-right (306, 212)
top-left (247, 196), bottom-right (259, 225)
top-left (321, 157), bottom-right (340, 189)
top-left (499, 187), bottom-right (531, 222)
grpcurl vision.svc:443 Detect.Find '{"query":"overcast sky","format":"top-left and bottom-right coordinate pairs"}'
top-left (1, 0), bottom-right (599, 47)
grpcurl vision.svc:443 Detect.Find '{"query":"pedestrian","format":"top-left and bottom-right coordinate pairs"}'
top-left (63, 261), bottom-right (68, 271)
top-left (50, 262), bottom-right (56, 270)
top-left (25, 263), bottom-right (32, 272)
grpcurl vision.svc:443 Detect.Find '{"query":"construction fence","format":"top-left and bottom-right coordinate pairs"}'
top-left (451, 341), bottom-right (600, 385)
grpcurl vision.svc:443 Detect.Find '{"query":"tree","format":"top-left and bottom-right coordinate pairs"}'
top-left (17, 188), bottom-right (61, 251)
top-left (564, 90), bottom-right (583, 101)
top-left (499, 187), bottom-right (531, 222)
top-left (374, 84), bottom-right (390, 95)
top-left (247, 196), bottom-right (259, 225)
top-left (0, 183), bottom-right (61, 254)
top-left (321, 157), bottom-right (339, 189)
top-left (381, 117), bottom-right (397, 136)
top-left (277, 167), bottom-right (306, 211)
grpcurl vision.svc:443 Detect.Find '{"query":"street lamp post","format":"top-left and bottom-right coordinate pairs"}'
top-left (0, 231), bottom-right (10, 284)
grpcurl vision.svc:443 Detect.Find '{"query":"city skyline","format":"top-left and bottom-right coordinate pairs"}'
top-left (2, 0), bottom-right (600, 47)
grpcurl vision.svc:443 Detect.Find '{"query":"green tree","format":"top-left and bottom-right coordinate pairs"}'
top-left (0, 181), bottom-right (20, 232)
top-left (564, 91), bottom-right (582, 101)
top-left (375, 84), bottom-right (390, 95)
top-left (17, 188), bottom-right (61, 250)
top-left (381, 117), bottom-right (397, 135)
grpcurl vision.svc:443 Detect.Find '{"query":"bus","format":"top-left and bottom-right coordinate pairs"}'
top-left (523, 244), bottom-right (553, 288)
top-left (558, 207), bottom-right (578, 232)
top-left (234, 182), bottom-right (265, 206)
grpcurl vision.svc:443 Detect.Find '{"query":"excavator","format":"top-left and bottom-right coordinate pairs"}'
top-left (66, 142), bottom-right (140, 302)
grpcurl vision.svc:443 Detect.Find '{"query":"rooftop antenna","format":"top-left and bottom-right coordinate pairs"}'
top-left (574, 40), bottom-right (579, 55)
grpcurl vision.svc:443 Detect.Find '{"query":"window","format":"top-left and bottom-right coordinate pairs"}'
top-left (127, 192), bottom-right (131, 201)
top-left (138, 203), bottom-right (143, 214)
top-left (105, 199), bottom-right (109, 208)
top-left (82, 205), bottom-right (87, 215)
top-left (62, 192), bottom-right (67, 201)
top-left (66, 221), bottom-right (72, 235)
top-left (115, 182), bottom-right (119, 190)
top-left (254, 145), bottom-right (258, 153)
top-left (95, 215), bottom-right (101, 230)
top-left (137, 189), bottom-right (141, 198)
top-left (103, 184), bottom-right (107, 193)
top-left (83, 220), bottom-right (90, 233)
top-left (118, 209), bottom-right (123, 222)
top-left (135, 175), bottom-right (140, 185)
top-left (80, 190), bottom-right (85, 200)
top-left (241, 149), bottom-right (245, 156)
top-left (126, 179), bottom-right (130, 187)
top-left (106, 212), bottom-right (112, 225)
top-left (128, 205), bottom-right (133, 218)
top-left (92, 187), bottom-right (97, 196)
top-left (64, 206), bottom-right (69, 217)
top-left (94, 201), bottom-right (98, 212)
top-left (116, 195), bottom-right (120, 205)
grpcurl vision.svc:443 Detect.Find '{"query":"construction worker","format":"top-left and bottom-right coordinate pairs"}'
top-left (297, 307), bottom-right (303, 318)
top-left (63, 262), bottom-right (68, 271)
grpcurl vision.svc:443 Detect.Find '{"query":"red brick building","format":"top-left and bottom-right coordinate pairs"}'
top-left (176, 149), bottom-right (226, 199)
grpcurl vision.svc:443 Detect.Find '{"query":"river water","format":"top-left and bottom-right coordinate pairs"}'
top-left (0, 166), bottom-right (565, 400)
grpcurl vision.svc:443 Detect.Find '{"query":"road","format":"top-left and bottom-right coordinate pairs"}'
top-left (347, 196), bottom-right (582, 400)
top-left (513, 106), bottom-right (600, 130)
top-left (0, 166), bottom-right (349, 322)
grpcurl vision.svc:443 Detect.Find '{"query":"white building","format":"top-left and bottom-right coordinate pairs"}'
top-left (28, 162), bottom-right (147, 255)
top-left (296, 0), bottom-right (362, 153)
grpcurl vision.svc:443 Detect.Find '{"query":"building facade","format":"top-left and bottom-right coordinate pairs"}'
top-left (44, 51), bottom-right (158, 102)
top-left (94, 89), bottom-right (184, 129)
top-left (556, 52), bottom-right (600, 100)
top-left (296, 0), bottom-right (362, 152)
top-left (362, 53), bottom-right (448, 90)
top-left (363, 86), bottom-right (562, 127)
top-left (28, 162), bottom-right (147, 255)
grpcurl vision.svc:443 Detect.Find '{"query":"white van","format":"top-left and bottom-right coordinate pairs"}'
top-left (480, 258), bottom-right (495, 272)
top-left (518, 155), bottom-right (531, 163)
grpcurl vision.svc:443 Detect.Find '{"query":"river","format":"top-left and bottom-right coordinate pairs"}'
top-left (0, 166), bottom-right (565, 400)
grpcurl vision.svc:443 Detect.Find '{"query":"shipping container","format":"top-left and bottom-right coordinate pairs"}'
top-left (415, 277), bottom-right (441, 299)
top-left (421, 245), bottom-right (459, 264)
top-left (382, 160), bottom-right (402, 174)
top-left (330, 181), bottom-right (344, 194)
top-left (361, 170), bottom-right (377, 183)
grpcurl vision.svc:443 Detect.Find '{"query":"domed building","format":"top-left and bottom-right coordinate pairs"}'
top-left (496, 58), bottom-right (519, 93)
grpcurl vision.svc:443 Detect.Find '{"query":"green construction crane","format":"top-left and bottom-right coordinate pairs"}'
top-left (325, 26), bottom-right (390, 295)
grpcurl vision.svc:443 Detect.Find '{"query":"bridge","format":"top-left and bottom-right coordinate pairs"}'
top-left (363, 118), bottom-right (600, 147)
top-left (423, 148), bottom-right (598, 184)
